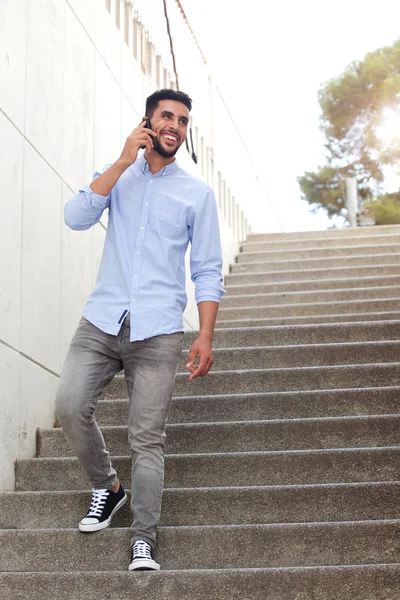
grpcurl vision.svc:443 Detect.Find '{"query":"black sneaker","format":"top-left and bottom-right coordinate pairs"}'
top-left (129, 540), bottom-right (160, 571)
top-left (79, 483), bottom-right (127, 532)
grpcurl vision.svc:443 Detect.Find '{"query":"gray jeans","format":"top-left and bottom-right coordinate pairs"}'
top-left (55, 314), bottom-right (183, 549)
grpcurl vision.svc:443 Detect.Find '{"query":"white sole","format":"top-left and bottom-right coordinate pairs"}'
top-left (78, 493), bottom-right (128, 532)
top-left (129, 558), bottom-right (160, 571)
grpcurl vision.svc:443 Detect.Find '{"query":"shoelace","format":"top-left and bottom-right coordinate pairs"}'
top-left (133, 540), bottom-right (152, 559)
top-left (86, 488), bottom-right (109, 517)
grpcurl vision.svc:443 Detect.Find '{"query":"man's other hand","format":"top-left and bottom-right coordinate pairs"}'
top-left (185, 335), bottom-right (214, 380)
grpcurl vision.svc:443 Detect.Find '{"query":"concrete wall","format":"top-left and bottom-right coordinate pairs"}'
top-left (0, 0), bottom-right (280, 492)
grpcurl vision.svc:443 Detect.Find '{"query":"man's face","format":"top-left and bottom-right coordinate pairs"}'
top-left (149, 100), bottom-right (189, 159)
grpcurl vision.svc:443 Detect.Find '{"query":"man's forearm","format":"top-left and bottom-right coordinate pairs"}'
top-left (197, 301), bottom-right (219, 339)
top-left (90, 160), bottom-right (131, 196)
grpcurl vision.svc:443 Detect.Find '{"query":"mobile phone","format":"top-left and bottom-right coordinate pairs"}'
top-left (140, 117), bottom-right (152, 149)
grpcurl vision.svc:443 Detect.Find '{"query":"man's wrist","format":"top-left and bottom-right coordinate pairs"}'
top-left (198, 329), bottom-right (213, 340)
top-left (114, 158), bottom-right (132, 172)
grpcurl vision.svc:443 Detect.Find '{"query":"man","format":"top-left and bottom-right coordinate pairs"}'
top-left (56, 89), bottom-right (225, 571)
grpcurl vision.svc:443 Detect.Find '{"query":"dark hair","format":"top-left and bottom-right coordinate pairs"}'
top-left (145, 89), bottom-right (192, 117)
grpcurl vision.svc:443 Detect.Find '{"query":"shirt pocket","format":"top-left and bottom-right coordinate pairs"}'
top-left (149, 198), bottom-right (187, 239)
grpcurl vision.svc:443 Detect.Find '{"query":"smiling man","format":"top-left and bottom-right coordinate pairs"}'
top-left (55, 89), bottom-right (225, 571)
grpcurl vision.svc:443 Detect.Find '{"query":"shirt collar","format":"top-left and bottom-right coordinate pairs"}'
top-left (137, 153), bottom-right (179, 177)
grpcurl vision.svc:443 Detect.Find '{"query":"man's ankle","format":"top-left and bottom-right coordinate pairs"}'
top-left (110, 479), bottom-right (120, 493)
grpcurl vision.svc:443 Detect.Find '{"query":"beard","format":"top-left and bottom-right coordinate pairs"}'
top-left (152, 136), bottom-right (180, 158)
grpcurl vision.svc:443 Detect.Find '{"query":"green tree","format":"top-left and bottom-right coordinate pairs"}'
top-left (364, 192), bottom-right (400, 225)
top-left (297, 166), bottom-right (345, 219)
top-left (299, 37), bottom-right (400, 223)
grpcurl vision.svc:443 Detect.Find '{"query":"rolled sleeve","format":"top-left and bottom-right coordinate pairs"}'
top-left (189, 187), bottom-right (226, 304)
top-left (64, 164), bottom-right (112, 230)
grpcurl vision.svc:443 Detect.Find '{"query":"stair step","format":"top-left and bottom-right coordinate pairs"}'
top-left (38, 414), bottom-right (400, 458)
top-left (2, 482), bottom-right (399, 529)
top-left (241, 232), bottom-right (400, 252)
top-left (1, 564), bottom-right (399, 600)
top-left (247, 224), bottom-right (400, 242)
top-left (215, 312), bottom-right (400, 328)
top-left (1, 521), bottom-right (399, 571)
top-left (97, 387), bottom-right (400, 425)
top-left (225, 264), bottom-right (400, 285)
top-left (217, 298), bottom-right (400, 321)
top-left (183, 321), bottom-right (400, 349)
top-left (103, 363), bottom-right (400, 398)
top-left (225, 274), bottom-right (400, 295)
top-left (230, 253), bottom-right (400, 273)
top-left (16, 446), bottom-right (400, 491)
top-left (178, 341), bottom-right (400, 372)
top-left (221, 286), bottom-right (400, 308)
top-left (237, 243), bottom-right (400, 263)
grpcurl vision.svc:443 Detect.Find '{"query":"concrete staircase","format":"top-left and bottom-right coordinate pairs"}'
top-left (1, 224), bottom-right (400, 599)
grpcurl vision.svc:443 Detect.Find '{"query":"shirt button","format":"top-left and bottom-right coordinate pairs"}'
top-left (144, 202), bottom-right (149, 206)
top-left (134, 274), bottom-right (138, 278)
top-left (140, 226), bottom-right (144, 231)
top-left (131, 298), bottom-right (136, 302)
top-left (136, 250), bottom-right (141, 255)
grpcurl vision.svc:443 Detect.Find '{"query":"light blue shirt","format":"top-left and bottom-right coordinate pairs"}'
top-left (64, 153), bottom-right (225, 341)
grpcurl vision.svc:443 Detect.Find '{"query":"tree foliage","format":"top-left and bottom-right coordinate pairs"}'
top-left (364, 192), bottom-right (400, 225)
top-left (299, 38), bottom-right (400, 223)
top-left (298, 167), bottom-right (344, 219)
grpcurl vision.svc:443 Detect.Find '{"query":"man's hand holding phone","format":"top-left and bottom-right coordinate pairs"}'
top-left (117, 119), bottom-right (156, 170)
top-left (89, 120), bottom-right (156, 196)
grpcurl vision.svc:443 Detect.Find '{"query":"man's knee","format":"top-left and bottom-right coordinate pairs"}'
top-left (55, 383), bottom-right (92, 426)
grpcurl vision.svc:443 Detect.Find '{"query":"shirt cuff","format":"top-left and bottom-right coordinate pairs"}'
top-left (79, 184), bottom-right (110, 210)
top-left (195, 292), bottom-right (223, 304)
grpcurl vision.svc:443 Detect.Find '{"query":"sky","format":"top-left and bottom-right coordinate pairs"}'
top-left (180, 0), bottom-right (400, 231)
